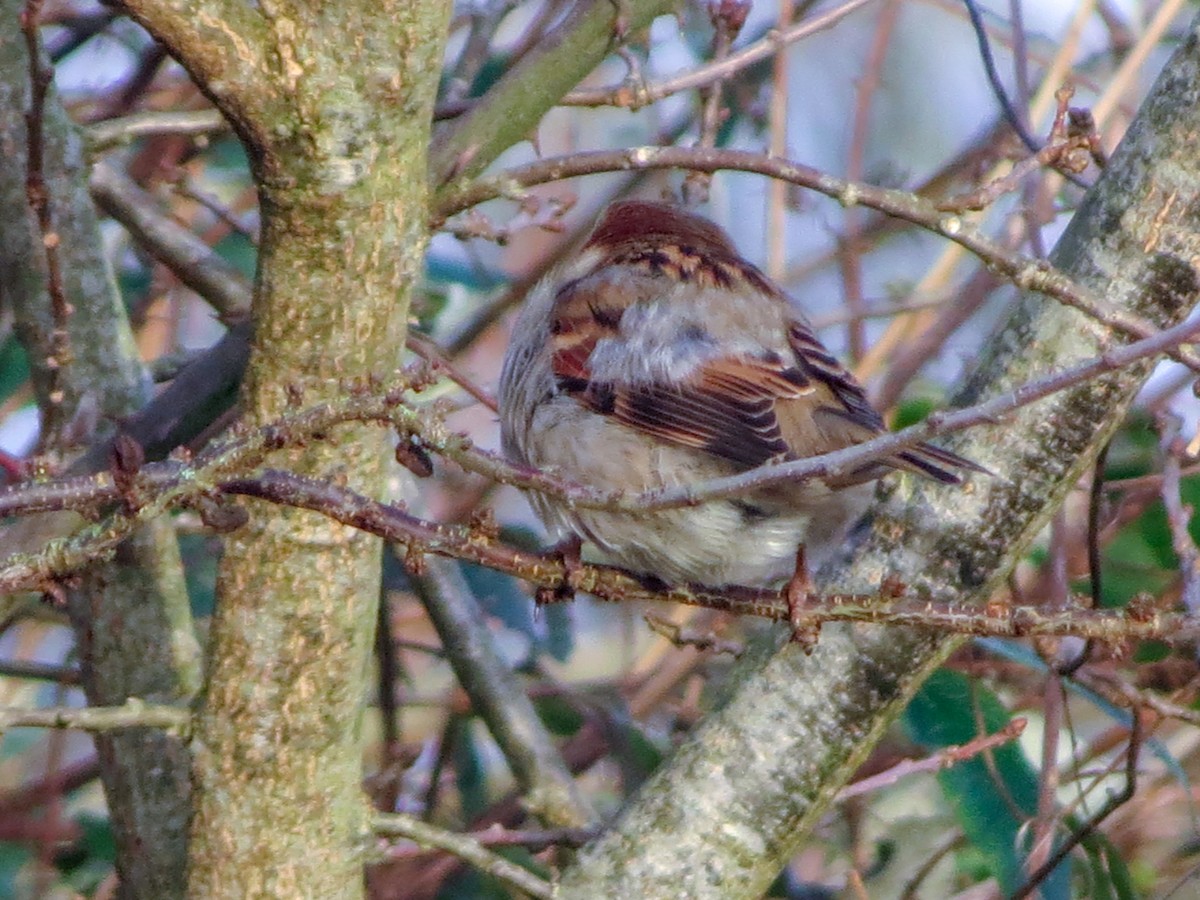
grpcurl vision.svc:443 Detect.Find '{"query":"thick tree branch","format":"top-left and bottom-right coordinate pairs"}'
top-left (109, 3), bottom-right (457, 897)
top-left (553, 16), bottom-right (1200, 898)
top-left (411, 559), bottom-right (596, 827)
top-left (0, 8), bottom-right (199, 898)
top-left (113, 0), bottom-right (271, 147)
top-left (429, 0), bottom-right (678, 187)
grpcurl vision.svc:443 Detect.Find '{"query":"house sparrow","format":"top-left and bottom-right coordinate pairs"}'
top-left (499, 200), bottom-right (977, 588)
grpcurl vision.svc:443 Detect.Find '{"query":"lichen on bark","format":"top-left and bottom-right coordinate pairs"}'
top-left (555, 13), bottom-right (1200, 899)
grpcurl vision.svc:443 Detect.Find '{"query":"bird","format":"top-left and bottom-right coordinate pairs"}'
top-left (498, 199), bottom-right (978, 588)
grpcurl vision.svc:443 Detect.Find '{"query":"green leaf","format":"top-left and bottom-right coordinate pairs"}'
top-left (0, 841), bottom-right (30, 900)
top-left (892, 396), bottom-right (939, 430)
top-left (55, 814), bottom-right (115, 893)
top-left (212, 230), bottom-right (258, 281)
top-left (904, 668), bottom-right (1071, 898)
top-left (0, 336), bottom-right (29, 410)
top-left (452, 716), bottom-right (488, 820)
top-left (178, 531), bottom-right (221, 618)
top-left (1074, 828), bottom-right (1136, 900)
top-left (532, 693), bottom-right (585, 737)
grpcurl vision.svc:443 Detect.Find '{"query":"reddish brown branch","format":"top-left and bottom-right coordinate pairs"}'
top-left (221, 469), bottom-right (1200, 646)
top-left (836, 717), bottom-right (1027, 801)
top-left (435, 144), bottom-right (1200, 371)
top-left (21, 0), bottom-right (73, 447)
top-left (1, 309), bottom-right (1198, 547)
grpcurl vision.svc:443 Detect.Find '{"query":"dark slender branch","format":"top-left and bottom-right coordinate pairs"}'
top-left (1010, 714), bottom-right (1141, 900)
top-left (961, 0), bottom-right (1040, 153)
top-left (21, 0), bottom-right (72, 447)
top-left (409, 557), bottom-right (595, 828)
top-left (0, 659), bottom-right (80, 684)
top-left (221, 469), bottom-right (1200, 646)
top-left (434, 144), bottom-right (1195, 371)
top-left (1057, 440), bottom-right (1108, 676)
top-left (373, 812), bottom-right (554, 899)
top-left (89, 161), bottom-right (252, 322)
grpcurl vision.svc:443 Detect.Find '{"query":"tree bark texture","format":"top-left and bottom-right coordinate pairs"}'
top-left (114, 1), bottom-right (451, 896)
top-left (556, 18), bottom-right (1200, 898)
top-left (0, 8), bottom-right (200, 898)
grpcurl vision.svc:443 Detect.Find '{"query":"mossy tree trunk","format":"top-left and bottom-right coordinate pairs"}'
top-left (0, 8), bottom-right (200, 897)
top-left (115, 2), bottom-right (451, 895)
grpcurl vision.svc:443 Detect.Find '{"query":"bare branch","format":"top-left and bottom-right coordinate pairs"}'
top-left (115, 0), bottom-right (272, 145)
top-left (0, 697), bottom-right (191, 733)
top-left (410, 558), bottom-right (595, 828)
top-left (85, 108), bottom-right (227, 153)
top-left (835, 717), bottom-right (1027, 802)
top-left (559, 0), bottom-right (877, 109)
top-left (373, 812), bottom-right (554, 900)
top-left (429, 0), bottom-right (678, 186)
top-left (218, 469), bottom-right (1200, 647)
top-left (436, 145), bottom-right (1200, 374)
top-left (90, 161), bottom-right (252, 322)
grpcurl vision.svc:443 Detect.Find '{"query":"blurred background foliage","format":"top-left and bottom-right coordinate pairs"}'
top-left (2, 0), bottom-right (1200, 897)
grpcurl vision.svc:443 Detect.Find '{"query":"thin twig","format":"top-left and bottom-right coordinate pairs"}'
top-left (682, 0), bottom-right (747, 205)
top-left (899, 831), bottom-right (965, 899)
top-left (405, 333), bottom-right (498, 412)
top-left (643, 613), bottom-right (743, 656)
top-left (961, 0), bottom-right (1040, 153)
top-left (21, 0), bottom-right (73, 447)
top-left (434, 143), bottom-right (1200, 372)
top-left (85, 108), bottom-right (227, 153)
top-left (836, 716), bottom-right (1026, 802)
top-left (222, 469), bottom-right (1200, 646)
top-left (1026, 674), bottom-right (1064, 880)
top-left (765, 0), bottom-right (793, 280)
top-left (1076, 670), bottom-right (1200, 728)
top-left (935, 91), bottom-right (1094, 213)
top-left (840, 0), bottom-right (899, 361)
top-left (558, 0), bottom-right (877, 109)
top-left (1010, 714), bottom-right (1142, 900)
top-left (0, 698), bottom-right (191, 733)
top-left (1158, 413), bottom-right (1200, 615)
top-left (373, 812), bottom-right (554, 899)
